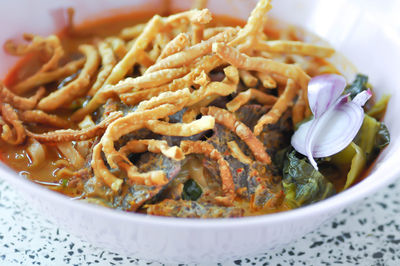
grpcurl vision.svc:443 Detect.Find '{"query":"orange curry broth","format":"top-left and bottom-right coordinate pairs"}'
top-left (0, 10), bottom-right (337, 208)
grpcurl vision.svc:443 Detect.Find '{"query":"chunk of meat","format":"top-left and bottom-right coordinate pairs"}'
top-left (204, 121), bottom-right (283, 210)
top-left (84, 152), bottom-right (181, 211)
top-left (258, 109), bottom-right (293, 157)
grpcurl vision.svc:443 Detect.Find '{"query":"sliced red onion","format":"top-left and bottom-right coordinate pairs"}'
top-left (291, 74), bottom-right (371, 170)
top-left (307, 74), bottom-right (346, 118)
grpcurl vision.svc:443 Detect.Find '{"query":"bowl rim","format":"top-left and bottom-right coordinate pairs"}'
top-left (1, 146), bottom-right (399, 229)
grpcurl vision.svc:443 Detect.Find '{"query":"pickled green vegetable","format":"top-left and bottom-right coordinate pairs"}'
top-left (344, 74), bottom-right (369, 99)
top-left (367, 94), bottom-right (390, 120)
top-left (331, 142), bottom-right (366, 189)
top-left (282, 150), bottom-right (335, 207)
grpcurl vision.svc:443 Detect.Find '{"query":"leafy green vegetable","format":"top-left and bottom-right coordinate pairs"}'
top-left (375, 123), bottom-right (390, 149)
top-left (344, 74), bottom-right (369, 99)
top-left (182, 179), bottom-right (202, 201)
top-left (354, 114), bottom-right (390, 162)
top-left (367, 94), bottom-right (390, 120)
top-left (355, 115), bottom-right (380, 158)
top-left (282, 150), bottom-right (335, 208)
top-left (331, 142), bottom-right (366, 190)
top-left (328, 114), bottom-right (390, 191)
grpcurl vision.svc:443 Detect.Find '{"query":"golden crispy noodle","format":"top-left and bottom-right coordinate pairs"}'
top-left (70, 88), bottom-right (115, 122)
top-left (12, 58), bottom-right (85, 94)
top-left (118, 161), bottom-right (166, 188)
top-left (254, 79), bottom-right (298, 135)
top-left (165, 8), bottom-right (212, 25)
top-left (193, 70), bottom-right (211, 87)
top-left (101, 101), bottom-right (187, 169)
top-left (148, 47), bottom-right (161, 66)
top-left (255, 71), bottom-right (277, 88)
top-left (106, 37), bottom-right (127, 60)
top-left (254, 40), bottom-right (335, 57)
top-left (37, 35), bottom-right (64, 72)
top-left (4, 34), bottom-right (45, 55)
top-left (182, 108), bottom-right (199, 123)
top-left (192, 24), bottom-right (204, 45)
top-left (180, 140), bottom-right (235, 204)
top-left (136, 50), bottom-right (155, 68)
top-left (137, 65), bottom-right (147, 76)
top-left (91, 142), bottom-right (123, 191)
top-left (120, 161), bottom-right (168, 187)
top-left (71, 67), bottom-right (189, 121)
top-left (191, 8), bottom-right (212, 25)
top-left (227, 141), bottom-right (253, 165)
top-left (222, 65), bottom-right (240, 84)
top-left (26, 111), bottom-right (122, 143)
top-left (254, 50), bottom-right (272, 59)
top-left (137, 88), bottom-right (191, 111)
top-left (37, 45), bottom-right (100, 111)
top-left (146, 29), bottom-right (236, 73)
top-left (5, 34), bottom-right (64, 72)
top-left (189, 83), bottom-right (237, 111)
top-left (121, 55), bottom-right (223, 106)
top-left (189, 9), bottom-right (212, 45)
top-left (19, 110), bottom-right (70, 128)
top-left (188, 66), bottom-right (239, 109)
top-left (0, 83), bottom-right (45, 110)
top-left (125, 38), bottom-right (136, 51)
top-left (120, 86), bottom-right (173, 107)
top-left (203, 27), bottom-right (236, 40)
top-left (144, 115), bottom-right (215, 136)
top-left (119, 139), bottom-right (184, 161)
top-left (120, 67), bottom-right (190, 93)
top-left (108, 9), bottom-right (213, 84)
top-left (212, 42), bottom-right (310, 90)
top-left (239, 70), bottom-right (258, 87)
top-left (105, 15), bottom-right (164, 85)
top-left (119, 23), bottom-right (146, 40)
top-left (191, 82), bottom-right (237, 107)
top-left (153, 32), bottom-right (171, 51)
top-left (226, 88), bottom-right (277, 112)
top-left (202, 106), bottom-right (271, 164)
top-left (0, 103), bottom-right (26, 145)
top-left (158, 33), bottom-right (190, 61)
top-left (229, 0), bottom-right (272, 46)
top-left (88, 41), bottom-right (117, 96)
top-left (292, 90), bottom-right (306, 125)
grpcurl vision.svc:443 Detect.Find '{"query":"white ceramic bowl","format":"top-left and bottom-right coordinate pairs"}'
top-left (1, 0), bottom-right (400, 263)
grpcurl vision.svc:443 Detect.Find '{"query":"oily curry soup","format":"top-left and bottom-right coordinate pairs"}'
top-left (0, 1), bottom-right (390, 218)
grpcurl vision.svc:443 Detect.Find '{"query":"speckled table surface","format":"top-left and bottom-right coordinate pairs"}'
top-left (1, 177), bottom-right (400, 266)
